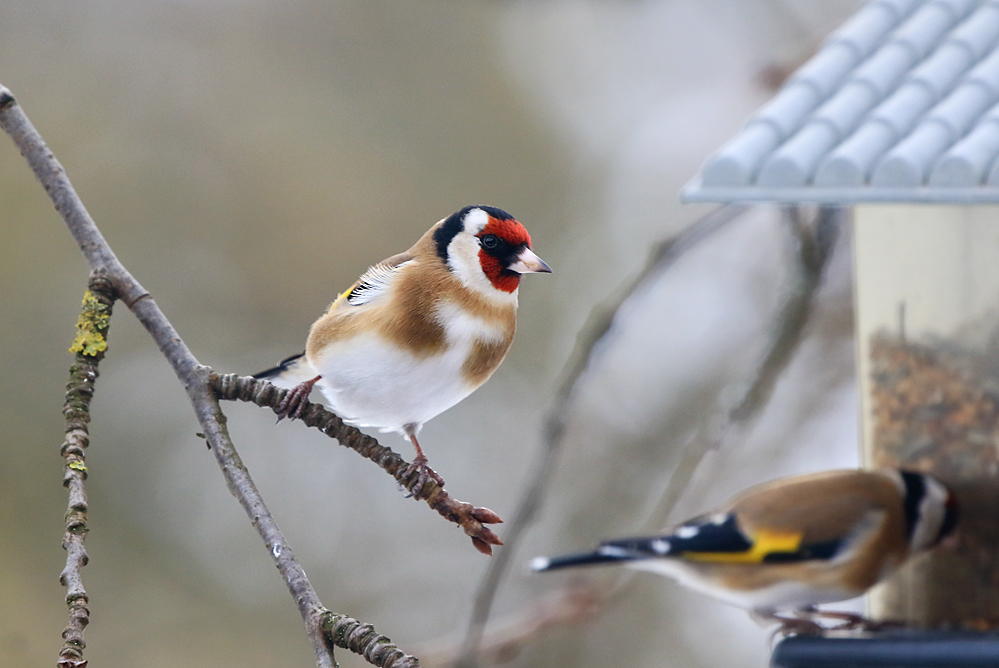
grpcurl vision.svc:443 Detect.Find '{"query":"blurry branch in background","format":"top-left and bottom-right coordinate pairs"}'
top-left (640, 205), bottom-right (843, 533)
top-left (57, 279), bottom-right (115, 668)
top-left (449, 204), bottom-right (750, 668)
top-left (440, 205), bottom-right (843, 667)
top-left (0, 83), bottom-right (421, 668)
top-left (730, 206), bottom-right (841, 423)
top-left (211, 373), bottom-right (504, 554)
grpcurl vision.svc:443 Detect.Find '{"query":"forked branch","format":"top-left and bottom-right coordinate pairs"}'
top-left (0, 82), bottom-right (423, 668)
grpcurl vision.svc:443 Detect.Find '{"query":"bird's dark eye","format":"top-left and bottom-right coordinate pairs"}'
top-left (480, 234), bottom-right (499, 250)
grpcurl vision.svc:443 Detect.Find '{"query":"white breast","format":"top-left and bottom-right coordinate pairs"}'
top-left (309, 304), bottom-right (506, 436)
top-left (627, 559), bottom-right (859, 612)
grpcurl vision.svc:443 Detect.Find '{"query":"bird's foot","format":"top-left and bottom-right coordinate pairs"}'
top-left (754, 611), bottom-right (824, 639)
top-left (770, 615), bottom-right (825, 639)
top-left (811, 610), bottom-right (904, 632)
top-left (274, 376), bottom-right (321, 421)
top-left (763, 609), bottom-right (900, 642)
top-left (403, 454), bottom-right (445, 499)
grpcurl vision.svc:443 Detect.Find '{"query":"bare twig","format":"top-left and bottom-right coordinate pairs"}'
top-left (643, 205), bottom-right (844, 530)
top-left (454, 204), bottom-right (749, 667)
top-left (728, 205), bottom-right (842, 423)
top-left (0, 82), bottom-right (418, 668)
top-left (572, 207), bottom-right (837, 595)
top-left (210, 373), bottom-right (504, 554)
top-left (57, 277), bottom-right (116, 668)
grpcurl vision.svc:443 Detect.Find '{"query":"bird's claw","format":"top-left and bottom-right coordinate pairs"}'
top-left (403, 455), bottom-right (445, 499)
top-left (767, 609), bottom-right (898, 641)
top-left (273, 377), bottom-right (320, 422)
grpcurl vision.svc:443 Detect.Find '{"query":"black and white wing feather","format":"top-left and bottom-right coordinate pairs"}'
top-left (345, 259), bottom-right (412, 306)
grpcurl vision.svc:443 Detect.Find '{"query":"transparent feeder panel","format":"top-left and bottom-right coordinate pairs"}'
top-left (855, 204), bottom-right (999, 629)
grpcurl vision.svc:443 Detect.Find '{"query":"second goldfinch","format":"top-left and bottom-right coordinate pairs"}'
top-left (532, 469), bottom-right (958, 626)
top-left (256, 205), bottom-right (551, 493)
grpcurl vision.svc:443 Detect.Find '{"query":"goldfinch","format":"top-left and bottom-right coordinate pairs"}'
top-left (255, 205), bottom-right (551, 493)
top-left (532, 469), bottom-right (958, 626)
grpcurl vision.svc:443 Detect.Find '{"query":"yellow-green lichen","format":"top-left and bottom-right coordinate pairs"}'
top-left (68, 290), bottom-right (111, 357)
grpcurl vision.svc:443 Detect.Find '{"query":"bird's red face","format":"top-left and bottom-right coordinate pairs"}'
top-left (477, 217), bottom-right (533, 293)
top-left (476, 216), bottom-right (551, 293)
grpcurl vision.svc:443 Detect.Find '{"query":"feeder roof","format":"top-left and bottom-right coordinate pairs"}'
top-left (684, 0), bottom-right (999, 203)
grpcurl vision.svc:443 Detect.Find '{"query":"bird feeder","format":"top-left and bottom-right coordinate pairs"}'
top-left (855, 204), bottom-right (999, 628)
top-left (684, 0), bottom-right (999, 661)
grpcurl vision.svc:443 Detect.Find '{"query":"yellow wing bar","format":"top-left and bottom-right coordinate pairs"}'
top-left (682, 529), bottom-right (802, 564)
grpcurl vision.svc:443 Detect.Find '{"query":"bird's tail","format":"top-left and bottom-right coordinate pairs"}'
top-left (531, 546), bottom-right (638, 572)
top-left (252, 352), bottom-right (315, 389)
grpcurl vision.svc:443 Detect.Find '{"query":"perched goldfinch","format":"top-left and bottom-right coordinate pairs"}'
top-left (532, 469), bottom-right (958, 624)
top-left (256, 205), bottom-right (551, 493)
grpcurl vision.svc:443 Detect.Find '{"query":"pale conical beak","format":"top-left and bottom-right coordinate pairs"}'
top-left (508, 247), bottom-right (552, 274)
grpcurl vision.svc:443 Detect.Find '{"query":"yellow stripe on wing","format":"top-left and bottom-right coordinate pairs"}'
top-left (682, 529), bottom-right (802, 564)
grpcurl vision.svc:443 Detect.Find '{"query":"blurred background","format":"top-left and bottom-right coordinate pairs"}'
top-left (0, 1), bottom-right (865, 666)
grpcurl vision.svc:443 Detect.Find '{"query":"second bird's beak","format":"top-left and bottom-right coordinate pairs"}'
top-left (508, 247), bottom-right (552, 274)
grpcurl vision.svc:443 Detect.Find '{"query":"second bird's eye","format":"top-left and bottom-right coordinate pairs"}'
top-left (480, 234), bottom-right (499, 249)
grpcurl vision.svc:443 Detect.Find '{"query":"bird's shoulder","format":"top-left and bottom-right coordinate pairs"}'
top-left (731, 470), bottom-right (899, 548)
top-left (304, 241), bottom-right (465, 358)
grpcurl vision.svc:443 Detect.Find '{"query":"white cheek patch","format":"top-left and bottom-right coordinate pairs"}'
top-left (651, 539), bottom-right (671, 554)
top-left (447, 233), bottom-right (488, 287)
top-left (912, 476), bottom-right (950, 552)
top-left (445, 233), bottom-right (520, 306)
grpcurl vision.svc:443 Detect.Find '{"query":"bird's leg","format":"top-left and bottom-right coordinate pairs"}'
top-left (274, 375), bottom-right (322, 421)
top-left (402, 430), bottom-right (445, 498)
top-left (759, 607), bottom-right (897, 640)
top-left (753, 610), bottom-right (824, 638)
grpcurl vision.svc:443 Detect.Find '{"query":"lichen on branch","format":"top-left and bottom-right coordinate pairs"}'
top-left (68, 289), bottom-right (112, 356)
top-left (59, 276), bottom-right (116, 668)
top-left (1, 79), bottom-right (422, 668)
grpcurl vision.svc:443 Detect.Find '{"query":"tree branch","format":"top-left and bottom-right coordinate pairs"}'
top-left (640, 205), bottom-right (844, 533)
top-left (727, 205), bottom-right (842, 423)
top-left (57, 277), bottom-right (116, 668)
top-left (210, 373), bottom-right (504, 554)
top-left (322, 613), bottom-right (420, 667)
top-left (0, 82), bottom-right (419, 668)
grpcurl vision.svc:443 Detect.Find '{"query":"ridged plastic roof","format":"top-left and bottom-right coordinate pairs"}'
top-left (683, 0), bottom-right (999, 203)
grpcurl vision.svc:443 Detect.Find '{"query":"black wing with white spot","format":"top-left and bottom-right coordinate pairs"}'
top-left (599, 514), bottom-right (753, 558)
top-left (532, 515), bottom-right (753, 572)
top-left (602, 513), bottom-right (844, 564)
top-left (532, 512), bottom-right (849, 573)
